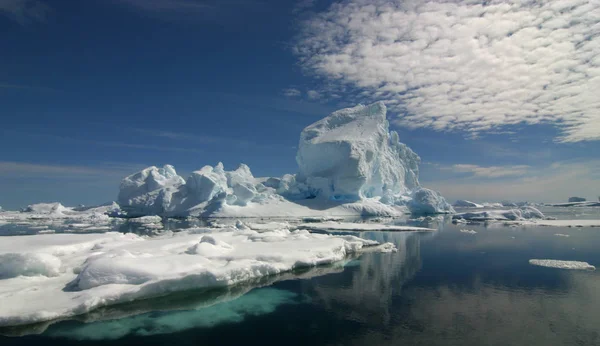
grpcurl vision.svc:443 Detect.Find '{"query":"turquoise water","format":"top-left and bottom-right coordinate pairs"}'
top-left (1, 207), bottom-right (600, 345)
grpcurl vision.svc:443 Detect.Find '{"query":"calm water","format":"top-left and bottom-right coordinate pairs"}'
top-left (1, 207), bottom-right (600, 345)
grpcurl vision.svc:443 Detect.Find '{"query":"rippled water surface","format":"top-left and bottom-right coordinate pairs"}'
top-left (1, 207), bottom-right (599, 345)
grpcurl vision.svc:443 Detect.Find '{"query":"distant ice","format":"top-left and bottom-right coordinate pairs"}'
top-left (554, 234), bottom-right (570, 237)
top-left (546, 201), bottom-right (600, 207)
top-left (453, 207), bottom-right (545, 222)
top-left (453, 200), bottom-right (483, 208)
top-left (297, 221), bottom-right (435, 232)
top-left (459, 229), bottom-right (477, 234)
top-left (529, 259), bottom-right (595, 270)
top-left (506, 220), bottom-right (600, 227)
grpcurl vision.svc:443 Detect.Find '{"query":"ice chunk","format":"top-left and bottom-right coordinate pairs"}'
top-left (184, 164), bottom-right (229, 204)
top-left (453, 200), bottom-right (483, 208)
top-left (519, 206), bottom-right (545, 219)
top-left (408, 188), bottom-right (455, 214)
top-left (117, 165), bottom-right (185, 216)
top-left (453, 207), bottom-right (545, 222)
top-left (22, 202), bottom-right (70, 215)
top-left (529, 259), bottom-right (595, 270)
top-left (459, 229), bottom-right (477, 234)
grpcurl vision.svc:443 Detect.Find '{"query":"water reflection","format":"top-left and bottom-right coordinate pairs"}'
top-left (0, 262), bottom-right (347, 338)
top-left (303, 231), bottom-right (424, 326)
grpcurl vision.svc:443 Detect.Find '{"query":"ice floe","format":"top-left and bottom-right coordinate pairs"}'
top-left (529, 259), bottom-right (595, 270)
top-left (0, 228), bottom-right (394, 327)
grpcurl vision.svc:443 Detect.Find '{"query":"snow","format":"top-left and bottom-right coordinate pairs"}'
top-left (453, 200), bottom-right (483, 208)
top-left (0, 253), bottom-right (62, 279)
top-left (459, 229), bottom-right (477, 234)
top-left (453, 207), bottom-right (545, 222)
top-left (296, 221), bottom-right (436, 232)
top-left (529, 259), bottom-right (595, 270)
top-left (0, 228), bottom-right (395, 327)
top-left (114, 102), bottom-right (453, 217)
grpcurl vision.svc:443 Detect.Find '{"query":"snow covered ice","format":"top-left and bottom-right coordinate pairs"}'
top-left (117, 102), bottom-right (454, 218)
top-left (0, 227), bottom-right (395, 327)
top-left (529, 259), bottom-right (595, 271)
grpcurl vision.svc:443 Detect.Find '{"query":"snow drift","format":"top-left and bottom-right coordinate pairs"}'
top-left (118, 102), bottom-right (453, 217)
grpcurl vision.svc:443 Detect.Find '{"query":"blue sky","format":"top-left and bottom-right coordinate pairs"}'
top-left (1, 0), bottom-right (599, 209)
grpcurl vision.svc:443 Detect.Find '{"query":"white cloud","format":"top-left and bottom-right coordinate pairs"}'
top-left (296, 0), bottom-right (600, 142)
top-left (0, 0), bottom-right (49, 24)
top-left (282, 88), bottom-right (301, 97)
top-left (306, 89), bottom-right (322, 99)
top-left (436, 163), bottom-right (531, 178)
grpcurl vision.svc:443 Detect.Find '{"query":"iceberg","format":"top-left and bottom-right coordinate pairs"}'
top-left (116, 102), bottom-right (453, 217)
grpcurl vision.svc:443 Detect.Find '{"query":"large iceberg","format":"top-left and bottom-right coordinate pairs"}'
top-left (295, 102), bottom-right (419, 200)
top-left (117, 102), bottom-right (453, 217)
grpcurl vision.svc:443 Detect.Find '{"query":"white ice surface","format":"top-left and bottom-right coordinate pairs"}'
top-left (296, 221), bottom-right (435, 232)
top-left (0, 229), bottom-right (394, 327)
top-left (459, 229), bottom-right (477, 234)
top-left (529, 259), bottom-right (595, 270)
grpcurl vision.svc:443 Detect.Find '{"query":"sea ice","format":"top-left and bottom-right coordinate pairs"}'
top-left (459, 229), bottom-right (477, 234)
top-left (0, 228), bottom-right (394, 327)
top-left (529, 259), bottom-right (595, 270)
